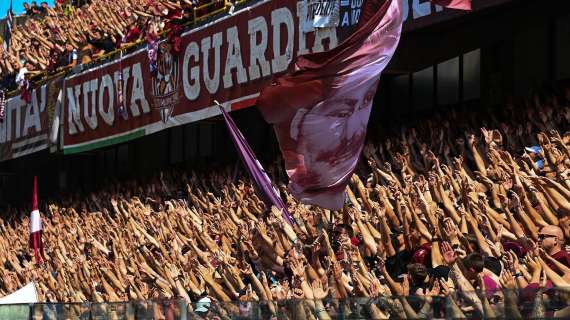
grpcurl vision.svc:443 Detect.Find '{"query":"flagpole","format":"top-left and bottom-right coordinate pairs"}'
top-left (214, 100), bottom-right (294, 225)
top-left (4, 0), bottom-right (13, 49)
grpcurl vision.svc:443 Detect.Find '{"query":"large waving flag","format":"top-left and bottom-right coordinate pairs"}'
top-left (431, 0), bottom-right (472, 10)
top-left (256, 0), bottom-right (403, 210)
top-left (217, 103), bottom-right (293, 225)
top-left (29, 176), bottom-right (44, 264)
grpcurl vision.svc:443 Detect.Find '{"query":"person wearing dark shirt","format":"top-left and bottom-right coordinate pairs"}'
top-left (57, 43), bottom-right (78, 69)
top-left (38, 2), bottom-right (49, 16)
top-left (23, 2), bottom-right (34, 16)
top-left (87, 30), bottom-right (116, 55)
top-left (539, 225), bottom-right (570, 273)
top-left (30, 2), bottom-right (41, 15)
top-left (0, 72), bottom-right (17, 91)
top-left (72, 0), bottom-right (91, 8)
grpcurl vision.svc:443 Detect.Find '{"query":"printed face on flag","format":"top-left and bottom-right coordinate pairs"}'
top-left (258, 0), bottom-right (403, 209)
top-left (287, 81), bottom-right (377, 192)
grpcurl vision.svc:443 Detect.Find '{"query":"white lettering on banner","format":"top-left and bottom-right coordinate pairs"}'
top-left (351, 0), bottom-right (362, 8)
top-left (181, 6), bottom-right (339, 99)
top-left (202, 32), bottom-right (223, 94)
top-left (99, 74), bottom-right (115, 126)
top-left (22, 88), bottom-right (45, 137)
top-left (341, 11), bottom-right (349, 26)
top-left (131, 63), bottom-right (150, 116)
top-left (338, 0), bottom-right (441, 28)
top-left (223, 26), bottom-right (248, 89)
top-left (271, 7), bottom-right (294, 74)
top-left (0, 86), bottom-right (46, 143)
top-left (313, 27), bottom-right (338, 53)
top-left (68, 4), bottom-right (349, 138)
top-left (66, 63), bottom-right (149, 135)
top-left (67, 85), bottom-right (84, 135)
top-left (352, 8), bottom-right (360, 24)
top-left (248, 16), bottom-right (271, 81)
top-left (83, 79), bottom-right (98, 130)
top-left (297, 2), bottom-right (312, 54)
top-left (339, 0), bottom-right (361, 27)
top-left (183, 41), bottom-right (201, 100)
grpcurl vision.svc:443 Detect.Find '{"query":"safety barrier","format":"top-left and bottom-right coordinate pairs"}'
top-left (0, 288), bottom-right (569, 319)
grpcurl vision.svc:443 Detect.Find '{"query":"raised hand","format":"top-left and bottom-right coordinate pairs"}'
top-left (311, 280), bottom-right (329, 300)
top-left (427, 278), bottom-right (441, 296)
top-left (441, 241), bottom-right (457, 266)
top-left (197, 265), bottom-right (214, 283)
top-left (376, 201), bottom-right (387, 219)
top-left (481, 128), bottom-right (493, 145)
top-left (384, 162), bottom-right (392, 173)
top-left (289, 258), bottom-right (305, 279)
top-left (443, 219), bottom-right (459, 243)
top-left (524, 255), bottom-right (541, 273)
top-left (401, 274), bottom-right (410, 296)
top-left (500, 269), bottom-right (517, 290)
top-left (506, 250), bottom-right (521, 273)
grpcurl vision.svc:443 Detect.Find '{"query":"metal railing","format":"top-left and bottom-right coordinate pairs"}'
top-left (0, 288), bottom-right (569, 319)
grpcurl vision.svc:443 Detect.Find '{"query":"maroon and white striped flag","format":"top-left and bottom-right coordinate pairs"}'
top-left (29, 176), bottom-right (44, 264)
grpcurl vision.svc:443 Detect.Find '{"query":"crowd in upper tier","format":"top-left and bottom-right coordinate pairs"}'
top-left (0, 0), bottom-right (231, 92)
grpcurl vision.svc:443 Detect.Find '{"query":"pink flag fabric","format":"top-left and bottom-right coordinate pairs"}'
top-left (218, 104), bottom-right (294, 225)
top-left (431, 0), bottom-right (472, 10)
top-left (29, 176), bottom-right (44, 264)
top-left (256, 0), bottom-right (403, 210)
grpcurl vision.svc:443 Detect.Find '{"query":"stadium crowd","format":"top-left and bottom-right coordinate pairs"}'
top-left (0, 0), bottom-right (228, 92)
top-left (0, 83), bottom-right (567, 319)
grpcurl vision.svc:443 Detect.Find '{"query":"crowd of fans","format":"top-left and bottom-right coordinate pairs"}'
top-left (0, 85), bottom-right (567, 319)
top-left (0, 0), bottom-right (230, 92)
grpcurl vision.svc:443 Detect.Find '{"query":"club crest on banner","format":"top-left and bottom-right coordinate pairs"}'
top-left (152, 43), bottom-right (180, 123)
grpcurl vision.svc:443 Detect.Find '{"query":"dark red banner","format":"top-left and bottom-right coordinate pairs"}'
top-left (63, 0), bottom-right (363, 153)
top-left (62, 0), bottom-right (508, 154)
top-left (0, 77), bottom-right (63, 161)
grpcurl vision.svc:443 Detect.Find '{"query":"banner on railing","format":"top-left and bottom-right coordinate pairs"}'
top-left (62, 0), bottom-right (363, 154)
top-left (60, 0), bottom-right (508, 154)
top-left (0, 76), bottom-right (63, 161)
